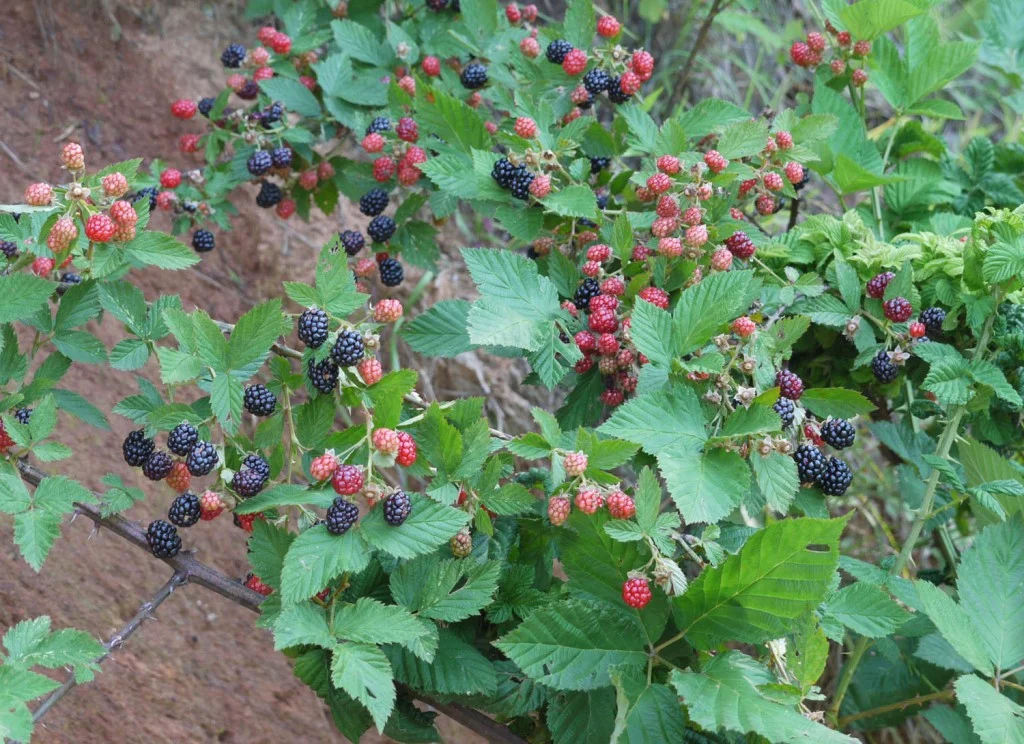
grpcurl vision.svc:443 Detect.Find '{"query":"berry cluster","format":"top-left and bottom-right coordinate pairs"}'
top-left (790, 23), bottom-right (871, 87)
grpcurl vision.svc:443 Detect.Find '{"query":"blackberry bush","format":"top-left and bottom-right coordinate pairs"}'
top-left (3, 4), bottom-right (1024, 744)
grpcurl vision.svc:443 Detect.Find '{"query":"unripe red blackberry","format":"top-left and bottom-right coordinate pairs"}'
top-left (166, 461), bottom-right (192, 493)
top-left (357, 357), bottom-right (383, 385)
top-left (657, 156), bottom-right (680, 177)
top-left (852, 68), bottom-right (868, 87)
top-left (731, 316), bottom-right (756, 337)
top-left (574, 488), bottom-right (603, 514)
top-left (310, 452), bottom-right (339, 482)
top-left (450, 528), bottom-right (473, 557)
top-left (514, 117), bottom-right (537, 138)
top-left (763, 172), bottom-right (784, 191)
top-left (24, 183), bottom-right (53, 206)
top-left (909, 321), bottom-right (926, 339)
top-left (562, 48), bottom-right (588, 75)
top-left (373, 427), bottom-right (401, 455)
top-left (199, 490), bottom-right (224, 521)
top-left (160, 169), bottom-right (182, 189)
top-left (548, 495), bottom-right (571, 526)
top-left (630, 50), bottom-right (655, 80)
top-left (102, 172), bottom-right (129, 198)
top-left (61, 142), bottom-right (85, 170)
top-left (853, 39), bottom-right (872, 57)
top-left (396, 432), bottom-right (417, 467)
top-left (597, 15), bottom-right (621, 37)
top-left (529, 174), bottom-right (551, 198)
top-left (646, 173), bottom-right (672, 194)
top-left (622, 576), bottom-right (652, 608)
top-left (685, 224), bottom-right (708, 247)
top-left (245, 573), bottom-right (274, 596)
top-left (47, 217), bottom-right (77, 253)
top-left (520, 36), bottom-right (541, 58)
top-left (422, 55), bottom-right (441, 75)
top-left (790, 41), bottom-right (816, 67)
top-left (563, 451), bottom-right (588, 477)
top-left (171, 99), bottom-right (197, 119)
top-left (806, 31), bottom-right (826, 52)
top-left (756, 194), bottom-right (776, 215)
top-left (638, 286), bottom-right (670, 309)
top-left (704, 150), bottom-right (728, 173)
top-left (606, 491), bottom-right (635, 519)
top-left (775, 131), bottom-right (794, 150)
top-left (396, 117), bottom-right (419, 142)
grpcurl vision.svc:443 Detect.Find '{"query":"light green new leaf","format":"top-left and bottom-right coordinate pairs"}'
top-left (839, 0), bottom-right (929, 40)
top-left (801, 388), bottom-right (877, 419)
top-left (955, 674), bottom-right (1024, 744)
top-left (0, 275), bottom-right (56, 324)
top-left (673, 270), bottom-right (757, 354)
top-left (494, 600), bottom-right (647, 690)
top-left (957, 519), bottom-right (1024, 671)
top-left (673, 517), bottom-right (845, 647)
top-left (598, 386), bottom-right (706, 456)
top-left (751, 451), bottom-right (800, 513)
top-left (915, 580), bottom-right (994, 675)
top-left (330, 642), bottom-right (396, 732)
top-left (124, 231), bottom-right (200, 270)
top-left (628, 300), bottom-right (674, 368)
top-left (279, 525), bottom-right (369, 605)
top-left (333, 598), bottom-right (431, 649)
top-left (360, 494), bottom-right (469, 559)
top-left (824, 582), bottom-right (911, 638)
top-left (659, 448), bottom-right (749, 524)
top-left (273, 602), bottom-right (334, 650)
top-left (983, 239), bottom-right (1024, 285)
top-left (672, 652), bottom-right (856, 743)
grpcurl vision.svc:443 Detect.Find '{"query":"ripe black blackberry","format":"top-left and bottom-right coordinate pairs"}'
top-left (263, 102), bottom-right (285, 124)
top-left (325, 497), bottom-right (359, 535)
top-left (359, 188), bottom-right (389, 217)
top-left (366, 116), bottom-right (391, 135)
top-left (871, 349), bottom-right (899, 383)
top-left (383, 490), bottom-right (412, 526)
top-left (271, 147), bottom-right (293, 169)
top-left (146, 520), bottom-right (181, 558)
top-left (546, 39), bottom-right (573, 64)
top-left (142, 450), bottom-right (174, 481)
top-left (198, 97), bottom-right (216, 117)
top-left (232, 467), bottom-right (265, 498)
top-left (607, 77), bottom-right (631, 104)
top-left (596, 193), bottom-right (610, 210)
top-left (247, 150), bottom-right (273, 177)
top-left (182, 201), bottom-right (198, 214)
top-left (776, 369), bottom-right (804, 400)
top-left (367, 215), bottom-right (396, 243)
top-left (921, 307), bottom-right (946, 335)
top-left (583, 69), bottom-right (611, 95)
top-left (491, 158), bottom-right (517, 189)
top-left (167, 422), bottom-right (199, 456)
top-left (820, 419), bottom-right (855, 449)
top-left (244, 384), bottom-right (277, 416)
top-left (331, 329), bottom-right (365, 366)
top-left (133, 186), bottom-right (159, 211)
top-left (243, 453), bottom-right (270, 485)
top-left (297, 307), bottom-right (330, 348)
top-left (59, 273), bottom-right (82, 286)
top-left (192, 230), bottom-right (215, 253)
top-left (14, 408), bottom-right (31, 425)
top-left (221, 43), bottom-right (246, 68)
top-left (186, 441), bottom-right (218, 476)
top-left (308, 358), bottom-right (340, 394)
top-left (460, 63), bottom-right (488, 89)
top-left (255, 181), bottom-right (283, 208)
top-left (590, 156), bottom-right (610, 174)
top-left (574, 278), bottom-right (601, 312)
top-left (817, 457), bottom-right (853, 496)
top-left (168, 492), bottom-right (201, 528)
top-left (793, 444), bottom-right (828, 484)
top-left (122, 430), bottom-right (155, 467)
top-left (238, 80), bottom-right (260, 100)
top-left (509, 170), bottom-right (535, 200)
top-left (773, 398), bottom-right (795, 428)
top-left (1, 241), bottom-right (18, 260)
top-left (378, 257), bottom-right (404, 287)
top-left (340, 230), bottom-right (365, 256)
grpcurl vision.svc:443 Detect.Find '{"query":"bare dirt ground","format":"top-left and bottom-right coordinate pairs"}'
top-left (0, 1), bottom-right (534, 741)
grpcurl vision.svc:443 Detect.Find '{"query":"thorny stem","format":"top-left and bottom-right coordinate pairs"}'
top-left (837, 690), bottom-right (955, 727)
top-left (32, 572), bottom-right (187, 724)
top-left (13, 459), bottom-right (527, 744)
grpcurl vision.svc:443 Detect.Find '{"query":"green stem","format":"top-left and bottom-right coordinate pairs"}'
top-left (831, 307), bottom-right (998, 726)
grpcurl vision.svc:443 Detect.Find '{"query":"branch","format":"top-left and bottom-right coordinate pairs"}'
top-left (837, 689), bottom-right (954, 727)
top-left (668, 0), bottom-right (729, 110)
top-left (14, 460), bottom-right (527, 744)
top-left (32, 571), bottom-right (187, 724)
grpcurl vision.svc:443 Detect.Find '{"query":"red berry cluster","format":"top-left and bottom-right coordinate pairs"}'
top-left (790, 23), bottom-right (870, 86)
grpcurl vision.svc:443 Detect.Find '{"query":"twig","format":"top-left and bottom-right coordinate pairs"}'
top-left (14, 460), bottom-right (526, 744)
top-left (0, 141), bottom-right (33, 176)
top-left (837, 689), bottom-right (954, 727)
top-left (668, 0), bottom-right (730, 109)
top-left (32, 572), bottom-right (187, 724)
